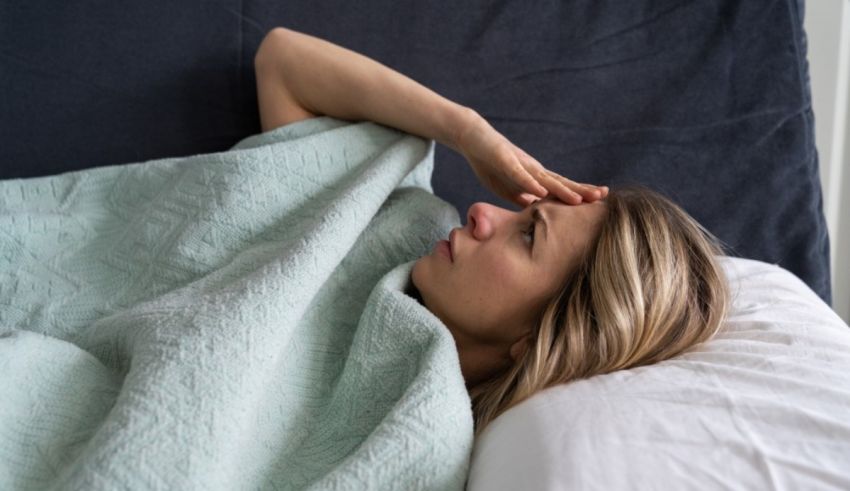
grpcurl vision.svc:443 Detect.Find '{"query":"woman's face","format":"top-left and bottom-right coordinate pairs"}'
top-left (412, 196), bottom-right (606, 358)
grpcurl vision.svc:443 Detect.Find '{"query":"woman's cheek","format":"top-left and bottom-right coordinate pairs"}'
top-left (475, 264), bottom-right (516, 313)
top-left (486, 258), bottom-right (520, 291)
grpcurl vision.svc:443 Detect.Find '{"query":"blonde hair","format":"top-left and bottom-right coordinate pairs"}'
top-left (470, 185), bottom-right (730, 436)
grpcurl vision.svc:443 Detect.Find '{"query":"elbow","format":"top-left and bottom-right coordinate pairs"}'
top-left (254, 27), bottom-right (292, 70)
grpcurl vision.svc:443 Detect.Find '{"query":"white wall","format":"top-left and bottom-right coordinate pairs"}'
top-left (805, 0), bottom-right (850, 323)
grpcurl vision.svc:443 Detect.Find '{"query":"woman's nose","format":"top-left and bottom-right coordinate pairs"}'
top-left (466, 202), bottom-right (512, 240)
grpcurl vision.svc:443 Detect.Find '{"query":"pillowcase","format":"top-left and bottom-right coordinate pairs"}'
top-left (468, 256), bottom-right (850, 490)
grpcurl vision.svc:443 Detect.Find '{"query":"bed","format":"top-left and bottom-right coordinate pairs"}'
top-left (2, 0), bottom-right (847, 489)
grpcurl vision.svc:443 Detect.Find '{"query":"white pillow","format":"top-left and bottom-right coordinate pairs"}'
top-left (468, 257), bottom-right (850, 490)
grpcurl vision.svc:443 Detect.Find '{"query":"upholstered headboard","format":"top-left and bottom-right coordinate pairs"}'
top-left (1, 0), bottom-right (831, 303)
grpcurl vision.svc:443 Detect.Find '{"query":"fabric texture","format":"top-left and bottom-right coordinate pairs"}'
top-left (0, 0), bottom-right (831, 304)
top-left (0, 116), bottom-right (472, 490)
top-left (468, 256), bottom-right (850, 490)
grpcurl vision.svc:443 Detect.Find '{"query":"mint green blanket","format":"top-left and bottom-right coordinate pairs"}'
top-left (0, 117), bottom-right (472, 490)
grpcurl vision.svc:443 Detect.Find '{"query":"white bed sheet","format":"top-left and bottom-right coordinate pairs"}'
top-left (468, 257), bottom-right (850, 490)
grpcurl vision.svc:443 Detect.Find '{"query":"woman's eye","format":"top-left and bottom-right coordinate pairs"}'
top-left (523, 223), bottom-right (535, 247)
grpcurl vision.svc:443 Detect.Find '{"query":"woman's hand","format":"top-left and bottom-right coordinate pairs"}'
top-left (455, 111), bottom-right (608, 208)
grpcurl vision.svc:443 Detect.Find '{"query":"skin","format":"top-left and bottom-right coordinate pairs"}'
top-left (253, 27), bottom-right (611, 385)
top-left (411, 196), bottom-right (607, 387)
top-left (254, 27), bottom-right (608, 209)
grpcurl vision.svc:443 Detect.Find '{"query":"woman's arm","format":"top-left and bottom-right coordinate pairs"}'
top-left (254, 27), bottom-right (608, 207)
top-left (253, 27), bottom-right (477, 153)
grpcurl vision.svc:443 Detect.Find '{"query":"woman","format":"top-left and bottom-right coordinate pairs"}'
top-left (254, 27), bottom-right (730, 434)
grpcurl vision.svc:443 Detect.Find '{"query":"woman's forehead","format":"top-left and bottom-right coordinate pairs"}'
top-left (536, 199), bottom-right (606, 252)
top-left (535, 194), bottom-right (601, 213)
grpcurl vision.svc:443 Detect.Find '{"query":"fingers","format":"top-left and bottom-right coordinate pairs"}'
top-left (511, 144), bottom-right (608, 205)
top-left (509, 160), bottom-right (549, 198)
top-left (515, 152), bottom-right (601, 204)
top-left (510, 148), bottom-right (565, 201)
top-left (544, 171), bottom-right (595, 197)
top-left (541, 170), bottom-right (608, 203)
top-left (535, 171), bottom-right (583, 204)
top-left (573, 183), bottom-right (608, 202)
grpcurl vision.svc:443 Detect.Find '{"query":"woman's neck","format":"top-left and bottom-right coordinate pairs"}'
top-left (456, 342), bottom-right (511, 388)
top-left (406, 282), bottom-right (510, 387)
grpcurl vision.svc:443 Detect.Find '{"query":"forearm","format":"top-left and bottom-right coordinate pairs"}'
top-left (253, 27), bottom-right (478, 153)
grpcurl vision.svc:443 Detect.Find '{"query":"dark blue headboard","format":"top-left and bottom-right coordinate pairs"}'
top-left (0, 0), bottom-right (831, 304)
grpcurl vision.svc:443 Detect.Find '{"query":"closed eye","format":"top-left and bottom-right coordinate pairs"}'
top-left (522, 222), bottom-right (535, 248)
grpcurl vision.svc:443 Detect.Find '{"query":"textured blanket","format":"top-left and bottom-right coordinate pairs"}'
top-left (0, 117), bottom-right (472, 490)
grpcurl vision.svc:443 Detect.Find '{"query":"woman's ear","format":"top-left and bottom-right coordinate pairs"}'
top-left (508, 332), bottom-right (533, 362)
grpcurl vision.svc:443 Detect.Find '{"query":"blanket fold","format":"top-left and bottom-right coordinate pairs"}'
top-left (0, 117), bottom-right (472, 490)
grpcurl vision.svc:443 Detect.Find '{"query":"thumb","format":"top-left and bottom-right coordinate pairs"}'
top-left (517, 193), bottom-right (540, 207)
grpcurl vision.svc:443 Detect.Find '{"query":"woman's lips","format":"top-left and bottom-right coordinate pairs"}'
top-left (436, 240), bottom-right (453, 262)
top-left (435, 228), bottom-right (458, 262)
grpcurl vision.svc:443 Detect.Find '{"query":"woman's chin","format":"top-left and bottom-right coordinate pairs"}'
top-left (410, 256), bottom-right (435, 308)
top-left (411, 255), bottom-right (426, 290)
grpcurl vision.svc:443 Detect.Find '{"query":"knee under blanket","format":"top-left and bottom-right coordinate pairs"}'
top-left (0, 117), bottom-right (473, 490)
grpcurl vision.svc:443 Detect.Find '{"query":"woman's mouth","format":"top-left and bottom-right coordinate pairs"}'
top-left (435, 228), bottom-right (458, 262)
top-left (436, 240), bottom-right (453, 262)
